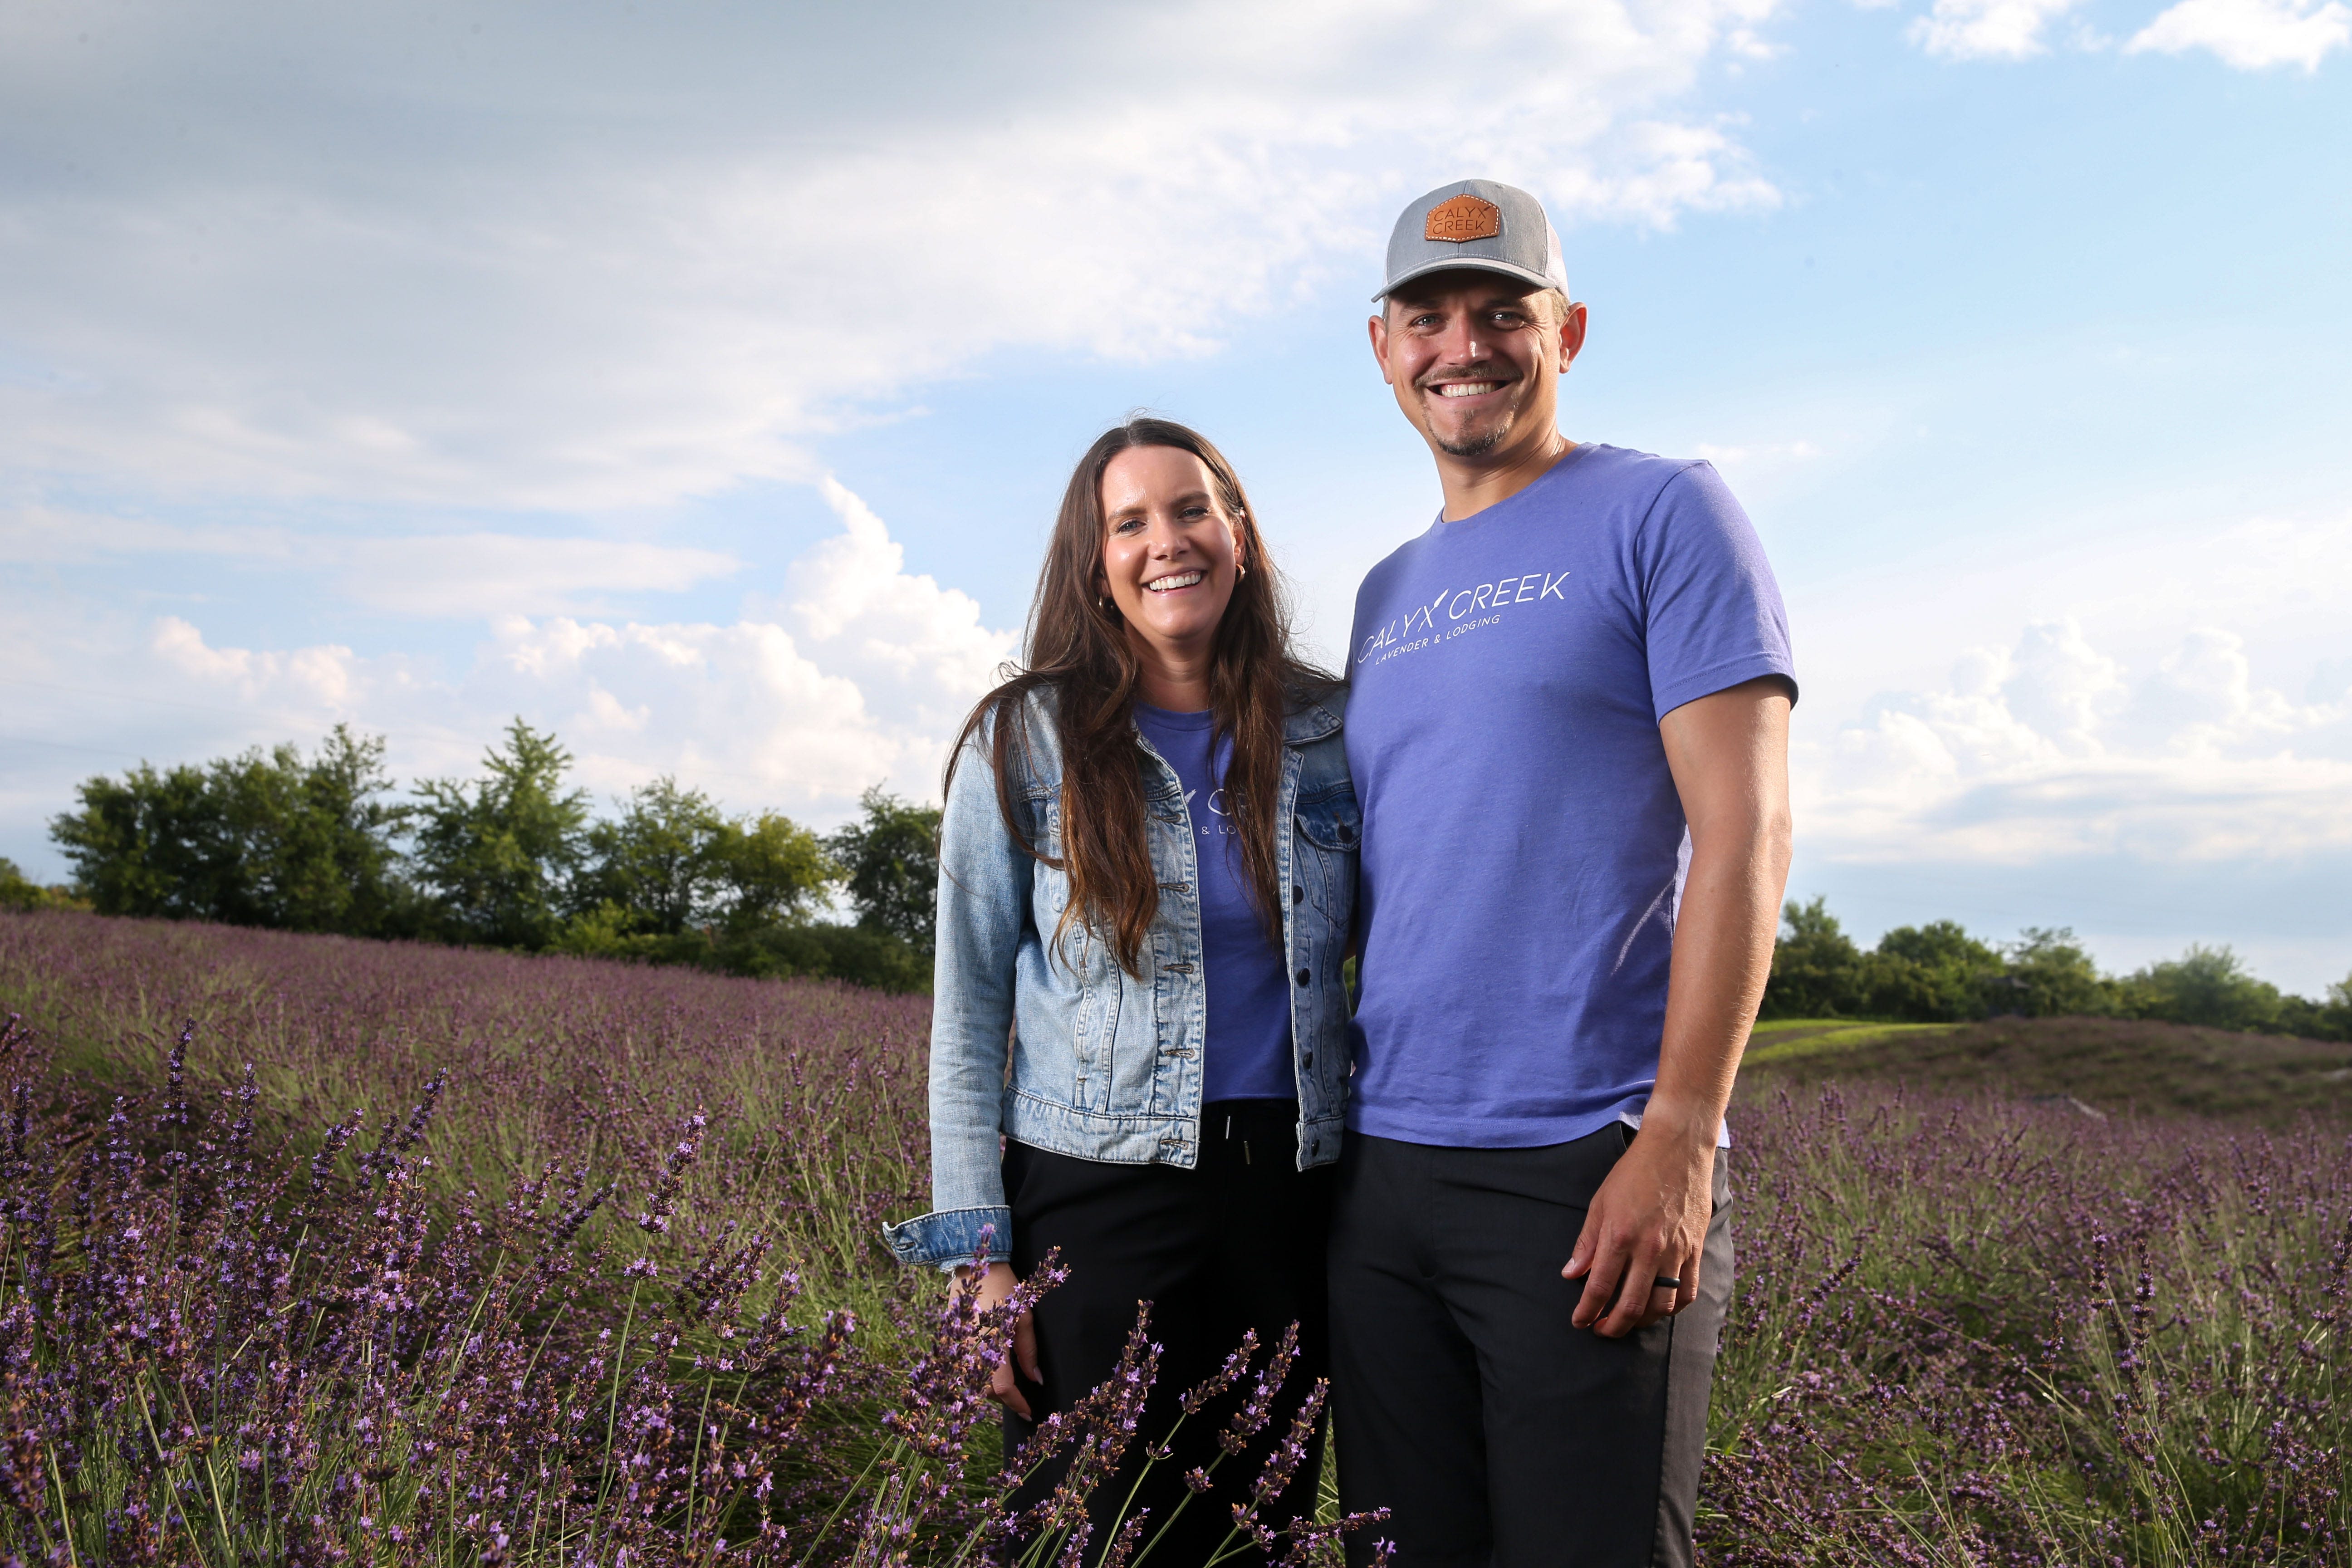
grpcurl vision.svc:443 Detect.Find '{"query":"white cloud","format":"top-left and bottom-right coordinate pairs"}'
top-left (335, 535), bottom-right (742, 618)
top-left (2126, 0), bottom-right (2351, 69)
top-left (777, 479), bottom-right (1019, 743)
top-left (2, 478), bottom-right (1011, 818)
top-left (1909, 0), bottom-right (2083, 57)
top-left (1799, 617), bottom-right (2352, 866)
top-left (0, 0), bottom-right (1786, 512)
top-left (150, 616), bottom-right (361, 712)
top-left (0, 506), bottom-right (744, 618)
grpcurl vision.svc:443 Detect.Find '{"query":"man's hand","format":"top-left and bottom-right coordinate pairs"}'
top-left (956, 1260), bottom-right (1042, 1418)
top-left (1561, 675), bottom-right (1790, 1338)
top-left (1560, 1125), bottom-right (1715, 1336)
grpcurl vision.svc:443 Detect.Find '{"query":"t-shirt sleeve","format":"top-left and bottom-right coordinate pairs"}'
top-left (1638, 461), bottom-right (1797, 721)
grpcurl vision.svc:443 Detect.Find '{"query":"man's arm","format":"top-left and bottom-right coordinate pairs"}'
top-left (1562, 676), bottom-right (1793, 1337)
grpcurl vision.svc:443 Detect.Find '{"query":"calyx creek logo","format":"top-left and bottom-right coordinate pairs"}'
top-left (1181, 788), bottom-right (1237, 829)
top-left (1424, 194), bottom-right (1502, 243)
top-left (1355, 568), bottom-right (1571, 667)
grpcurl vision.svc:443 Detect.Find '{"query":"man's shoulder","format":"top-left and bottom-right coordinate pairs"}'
top-left (1543, 442), bottom-right (1716, 505)
top-left (1355, 523), bottom-right (1436, 599)
top-left (1537, 446), bottom-right (1756, 555)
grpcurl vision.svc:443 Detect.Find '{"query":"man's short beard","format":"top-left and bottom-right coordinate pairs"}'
top-left (1435, 424), bottom-right (1508, 459)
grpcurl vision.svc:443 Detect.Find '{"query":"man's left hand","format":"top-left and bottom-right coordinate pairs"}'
top-left (1560, 1125), bottom-right (1715, 1337)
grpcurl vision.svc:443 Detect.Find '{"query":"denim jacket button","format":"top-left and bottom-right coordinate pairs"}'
top-left (1291, 884), bottom-right (1304, 904)
top-left (1303, 1052), bottom-right (1314, 1068)
top-left (1296, 967), bottom-right (1310, 985)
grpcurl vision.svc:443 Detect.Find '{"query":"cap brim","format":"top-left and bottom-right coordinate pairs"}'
top-left (1372, 256), bottom-right (1561, 302)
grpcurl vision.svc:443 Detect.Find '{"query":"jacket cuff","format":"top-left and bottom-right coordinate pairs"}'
top-left (882, 1205), bottom-right (1012, 1273)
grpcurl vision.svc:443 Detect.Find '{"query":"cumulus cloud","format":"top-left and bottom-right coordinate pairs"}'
top-left (2126, 0), bottom-right (2351, 69)
top-left (3, 478), bottom-right (1012, 823)
top-left (0, 0), bottom-right (1785, 512)
top-left (1800, 617), bottom-right (2352, 867)
top-left (1909, 0), bottom-right (2084, 57)
top-left (149, 616), bottom-right (362, 713)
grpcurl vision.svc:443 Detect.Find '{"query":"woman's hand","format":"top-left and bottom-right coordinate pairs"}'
top-left (957, 1260), bottom-right (1042, 1419)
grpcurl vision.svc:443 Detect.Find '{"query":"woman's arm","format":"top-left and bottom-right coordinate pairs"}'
top-left (931, 719), bottom-right (1045, 1415)
top-left (880, 723), bottom-right (1029, 1270)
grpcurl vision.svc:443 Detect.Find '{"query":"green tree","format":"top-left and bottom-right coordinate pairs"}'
top-left (569, 780), bottom-right (835, 941)
top-left (51, 761), bottom-right (236, 919)
top-left (2275, 989), bottom-right (2347, 1042)
top-left (1862, 921), bottom-right (2003, 1022)
top-left (221, 726), bottom-right (413, 933)
top-left (1999, 927), bottom-right (2112, 1018)
top-left (1759, 896), bottom-right (1867, 1019)
top-left (411, 720), bottom-right (589, 949)
top-left (575, 777), bottom-right (731, 936)
top-left (823, 787), bottom-right (942, 954)
top-left (711, 811), bottom-right (836, 931)
top-left (2321, 971), bottom-right (2352, 1041)
top-left (49, 726), bottom-right (409, 931)
top-left (2118, 944), bottom-right (2285, 1032)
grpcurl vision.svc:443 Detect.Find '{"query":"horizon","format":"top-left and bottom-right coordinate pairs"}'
top-left (3, 0), bottom-right (2347, 992)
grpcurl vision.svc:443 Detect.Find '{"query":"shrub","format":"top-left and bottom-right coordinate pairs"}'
top-left (0, 860), bottom-right (87, 915)
top-left (2117, 944), bottom-right (2288, 1034)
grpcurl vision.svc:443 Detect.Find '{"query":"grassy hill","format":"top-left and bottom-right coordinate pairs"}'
top-left (1739, 1014), bottom-right (2352, 1123)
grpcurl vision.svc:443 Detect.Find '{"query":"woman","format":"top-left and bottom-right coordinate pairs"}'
top-left (884, 418), bottom-right (1358, 1563)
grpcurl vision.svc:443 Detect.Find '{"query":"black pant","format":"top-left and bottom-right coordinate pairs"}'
top-left (1327, 1124), bottom-right (1734, 1568)
top-left (1005, 1100), bottom-right (1333, 1568)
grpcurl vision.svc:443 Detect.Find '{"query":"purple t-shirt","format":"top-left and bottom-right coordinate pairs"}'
top-left (1343, 444), bottom-right (1795, 1148)
top-left (1132, 704), bottom-right (1297, 1103)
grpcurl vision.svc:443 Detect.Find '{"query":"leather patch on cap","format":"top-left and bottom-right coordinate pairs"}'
top-left (1425, 194), bottom-right (1501, 243)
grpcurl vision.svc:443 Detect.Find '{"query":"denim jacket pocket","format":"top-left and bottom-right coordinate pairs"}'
top-left (1292, 789), bottom-right (1362, 918)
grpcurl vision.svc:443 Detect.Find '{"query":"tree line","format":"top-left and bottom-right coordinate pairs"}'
top-left (37, 721), bottom-right (941, 992)
top-left (1760, 897), bottom-right (2352, 1040)
top-left (18, 723), bottom-right (2349, 1031)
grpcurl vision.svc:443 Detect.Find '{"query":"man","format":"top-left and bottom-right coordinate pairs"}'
top-left (1329, 179), bottom-right (1796, 1568)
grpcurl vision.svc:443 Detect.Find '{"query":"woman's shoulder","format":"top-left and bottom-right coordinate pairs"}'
top-left (956, 678), bottom-right (1066, 782)
top-left (1283, 671), bottom-right (1349, 744)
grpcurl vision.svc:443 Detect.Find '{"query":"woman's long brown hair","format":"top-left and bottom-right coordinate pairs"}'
top-left (946, 417), bottom-right (1335, 975)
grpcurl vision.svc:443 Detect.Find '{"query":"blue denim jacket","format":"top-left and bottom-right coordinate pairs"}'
top-left (882, 683), bottom-right (1359, 1271)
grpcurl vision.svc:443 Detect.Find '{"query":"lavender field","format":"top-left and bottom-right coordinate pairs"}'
top-left (0, 909), bottom-right (2345, 1565)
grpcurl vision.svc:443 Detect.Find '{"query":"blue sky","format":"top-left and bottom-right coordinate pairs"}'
top-left (3, 0), bottom-right (2347, 991)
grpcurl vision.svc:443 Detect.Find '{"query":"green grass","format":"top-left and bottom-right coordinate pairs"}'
top-left (1742, 1017), bottom-right (1965, 1066)
top-left (1741, 1014), bottom-right (2352, 1123)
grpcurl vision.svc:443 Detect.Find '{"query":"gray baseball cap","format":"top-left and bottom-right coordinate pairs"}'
top-left (1375, 179), bottom-right (1568, 302)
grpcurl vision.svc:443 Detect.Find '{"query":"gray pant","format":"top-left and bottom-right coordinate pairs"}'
top-left (1328, 1123), bottom-right (1734, 1568)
